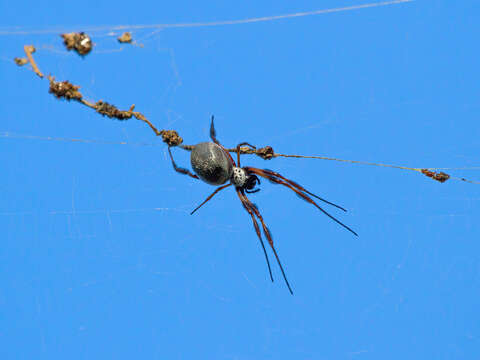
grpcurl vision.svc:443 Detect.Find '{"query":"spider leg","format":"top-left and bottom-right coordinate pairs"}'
top-left (236, 188), bottom-right (274, 284)
top-left (235, 142), bottom-right (257, 167)
top-left (191, 183), bottom-right (232, 215)
top-left (210, 115), bottom-right (220, 145)
top-left (255, 168), bottom-right (347, 212)
top-left (209, 116), bottom-right (237, 166)
top-left (246, 167), bottom-right (358, 237)
top-left (167, 147), bottom-right (199, 180)
top-left (238, 188), bottom-right (294, 295)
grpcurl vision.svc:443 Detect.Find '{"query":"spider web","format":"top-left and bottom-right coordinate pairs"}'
top-left (2, 1), bottom-right (480, 359)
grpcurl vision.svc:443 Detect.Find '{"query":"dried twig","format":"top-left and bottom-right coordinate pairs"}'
top-left (23, 45), bottom-right (43, 78)
top-left (47, 76), bottom-right (179, 143)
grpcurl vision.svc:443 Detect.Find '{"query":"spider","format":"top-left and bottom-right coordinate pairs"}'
top-left (167, 116), bottom-right (357, 294)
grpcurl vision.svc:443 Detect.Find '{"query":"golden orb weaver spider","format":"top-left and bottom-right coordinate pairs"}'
top-left (167, 116), bottom-right (357, 294)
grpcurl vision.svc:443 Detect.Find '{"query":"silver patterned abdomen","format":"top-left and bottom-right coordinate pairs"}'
top-left (190, 142), bottom-right (233, 185)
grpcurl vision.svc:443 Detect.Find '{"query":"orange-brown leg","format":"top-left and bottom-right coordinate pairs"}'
top-left (168, 147), bottom-right (199, 180)
top-left (246, 167), bottom-right (347, 211)
top-left (191, 183), bottom-right (232, 215)
top-left (238, 188), bottom-right (293, 294)
top-left (235, 142), bottom-right (256, 167)
top-left (246, 167), bottom-right (358, 236)
top-left (236, 188), bottom-right (274, 284)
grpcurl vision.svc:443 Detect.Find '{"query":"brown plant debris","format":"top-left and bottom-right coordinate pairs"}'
top-left (23, 45), bottom-right (43, 78)
top-left (117, 32), bottom-right (133, 43)
top-left (14, 57), bottom-right (28, 66)
top-left (61, 32), bottom-right (93, 56)
top-left (421, 169), bottom-right (450, 183)
top-left (94, 101), bottom-right (133, 120)
top-left (159, 130), bottom-right (183, 147)
top-left (256, 145), bottom-right (275, 160)
top-left (198, 145), bottom-right (276, 160)
top-left (48, 76), bottom-right (83, 100)
top-left (46, 76), bottom-right (161, 136)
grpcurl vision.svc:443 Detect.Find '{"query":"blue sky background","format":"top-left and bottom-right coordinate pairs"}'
top-left (1, 0), bottom-right (480, 359)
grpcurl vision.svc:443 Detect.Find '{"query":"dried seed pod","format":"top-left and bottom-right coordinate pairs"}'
top-left (421, 169), bottom-right (450, 183)
top-left (61, 32), bottom-right (93, 56)
top-left (48, 77), bottom-right (83, 100)
top-left (14, 57), bottom-right (28, 66)
top-left (160, 130), bottom-right (183, 147)
top-left (117, 32), bottom-right (133, 43)
top-left (190, 142), bottom-right (233, 185)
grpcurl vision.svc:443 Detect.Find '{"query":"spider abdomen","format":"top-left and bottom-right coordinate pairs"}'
top-left (191, 142), bottom-right (233, 185)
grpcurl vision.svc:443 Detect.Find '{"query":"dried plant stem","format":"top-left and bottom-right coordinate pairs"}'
top-left (23, 45), bottom-right (43, 78)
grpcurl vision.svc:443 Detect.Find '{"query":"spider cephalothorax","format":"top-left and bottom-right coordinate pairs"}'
top-left (231, 167), bottom-right (247, 187)
top-left (167, 116), bottom-right (357, 294)
top-left (231, 167), bottom-right (260, 193)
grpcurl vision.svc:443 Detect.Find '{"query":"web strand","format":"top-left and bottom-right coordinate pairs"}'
top-left (0, 0), bottom-right (414, 36)
top-left (2, 130), bottom-right (479, 185)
